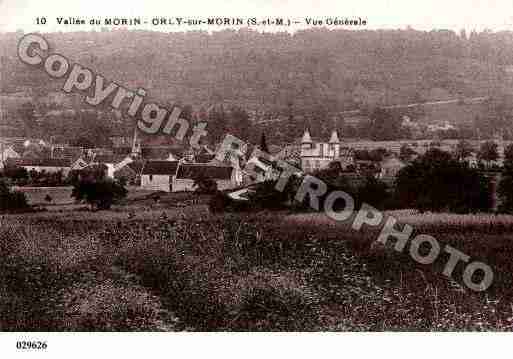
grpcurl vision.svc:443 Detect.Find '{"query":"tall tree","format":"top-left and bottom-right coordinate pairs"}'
top-left (259, 132), bottom-right (269, 153)
top-left (395, 148), bottom-right (492, 213)
top-left (454, 139), bottom-right (473, 161)
top-left (477, 141), bottom-right (499, 168)
top-left (498, 144), bottom-right (513, 212)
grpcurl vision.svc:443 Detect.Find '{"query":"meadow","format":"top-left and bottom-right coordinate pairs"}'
top-left (1, 199), bottom-right (513, 331)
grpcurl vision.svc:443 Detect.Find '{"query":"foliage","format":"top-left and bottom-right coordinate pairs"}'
top-left (0, 178), bottom-right (29, 212)
top-left (477, 141), bottom-right (499, 167)
top-left (193, 174), bottom-right (218, 194)
top-left (368, 108), bottom-right (403, 141)
top-left (356, 176), bottom-right (391, 210)
top-left (259, 132), bottom-right (269, 153)
top-left (3, 166), bottom-right (28, 183)
top-left (399, 144), bottom-right (417, 162)
top-left (498, 147), bottom-right (513, 213)
top-left (454, 139), bottom-right (474, 161)
top-left (395, 148), bottom-right (492, 213)
top-left (71, 178), bottom-right (127, 210)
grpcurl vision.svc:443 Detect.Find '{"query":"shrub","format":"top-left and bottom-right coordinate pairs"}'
top-left (208, 191), bottom-right (252, 213)
top-left (0, 179), bottom-right (29, 212)
top-left (395, 149), bottom-right (492, 213)
top-left (193, 174), bottom-right (218, 194)
top-left (71, 178), bottom-right (127, 210)
top-left (227, 269), bottom-right (320, 331)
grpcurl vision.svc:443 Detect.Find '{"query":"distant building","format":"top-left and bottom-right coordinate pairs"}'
top-left (300, 129), bottom-right (355, 172)
top-left (70, 158), bottom-right (89, 171)
top-left (140, 161), bottom-right (179, 192)
top-left (174, 164), bottom-right (236, 192)
top-left (379, 157), bottom-right (407, 180)
top-left (0, 145), bottom-right (20, 169)
top-left (90, 154), bottom-right (128, 178)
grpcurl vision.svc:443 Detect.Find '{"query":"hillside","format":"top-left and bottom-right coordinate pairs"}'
top-left (2, 28), bottom-right (513, 143)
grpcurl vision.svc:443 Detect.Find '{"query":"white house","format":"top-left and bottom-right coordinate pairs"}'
top-left (300, 129), bottom-right (355, 173)
top-left (140, 161), bottom-right (179, 192)
top-left (0, 145), bottom-right (20, 169)
top-left (173, 163), bottom-right (237, 192)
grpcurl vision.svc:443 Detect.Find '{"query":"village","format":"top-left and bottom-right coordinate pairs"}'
top-left (0, 123), bottom-right (507, 199)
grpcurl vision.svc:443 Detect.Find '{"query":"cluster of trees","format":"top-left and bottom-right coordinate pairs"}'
top-left (212, 147), bottom-right (499, 214)
top-left (71, 178), bottom-right (127, 211)
top-left (395, 149), bottom-right (492, 213)
top-left (0, 179), bottom-right (29, 212)
top-left (498, 145), bottom-right (513, 213)
top-left (1, 166), bottom-right (68, 187)
top-left (69, 166), bottom-right (127, 210)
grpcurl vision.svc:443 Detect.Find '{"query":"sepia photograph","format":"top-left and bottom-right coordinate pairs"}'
top-left (1, 0), bottom-right (513, 357)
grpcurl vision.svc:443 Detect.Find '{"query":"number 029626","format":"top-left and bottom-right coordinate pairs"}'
top-left (16, 341), bottom-right (48, 350)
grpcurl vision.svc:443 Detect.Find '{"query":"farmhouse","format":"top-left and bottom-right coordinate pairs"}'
top-left (140, 161), bottom-right (179, 192)
top-left (174, 164), bottom-right (236, 192)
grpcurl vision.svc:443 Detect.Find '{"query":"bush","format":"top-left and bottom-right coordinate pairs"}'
top-left (0, 179), bottom-right (29, 212)
top-left (395, 149), bottom-right (492, 213)
top-left (71, 178), bottom-right (127, 210)
top-left (208, 191), bottom-right (252, 213)
top-left (228, 269), bottom-right (320, 331)
top-left (193, 175), bottom-right (218, 194)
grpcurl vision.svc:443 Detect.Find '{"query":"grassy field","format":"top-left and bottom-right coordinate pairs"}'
top-left (1, 201), bottom-right (513, 331)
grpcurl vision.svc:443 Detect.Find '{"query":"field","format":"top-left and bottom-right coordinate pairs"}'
top-left (1, 197), bottom-right (513, 331)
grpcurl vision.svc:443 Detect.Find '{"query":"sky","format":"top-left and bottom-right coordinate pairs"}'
top-left (1, 0), bottom-right (513, 33)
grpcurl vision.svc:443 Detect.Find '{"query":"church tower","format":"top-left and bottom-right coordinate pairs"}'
top-left (131, 127), bottom-right (141, 158)
top-left (329, 129), bottom-right (341, 158)
top-left (301, 129), bottom-right (313, 149)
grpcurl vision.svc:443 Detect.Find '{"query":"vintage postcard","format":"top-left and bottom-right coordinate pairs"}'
top-left (0, 0), bottom-right (512, 357)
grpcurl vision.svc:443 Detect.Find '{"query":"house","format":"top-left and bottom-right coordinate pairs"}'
top-left (173, 164), bottom-right (236, 192)
top-left (301, 129), bottom-right (340, 172)
top-left (0, 145), bottom-right (21, 169)
top-left (51, 145), bottom-right (84, 161)
top-left (300, 129), bottom-right (355, 173)
top-left (141, 146), bottom-right (183, 161)
top-left (90, 154), bottom-right (127, 178)
top-left (243, 155), bottom-right (282, 184)
top-left (274, 144), bottom-right (301, 167)
top-left (70, 157), bottom-right (89, 171)
top-left (379, 157), bottom-right (407, 180)
top-left (114, 160), bottom-right (144, 185)
top-left (140, 161), bottom-right (179, 192)
top-left (5, 158), bottom-right (71, 176)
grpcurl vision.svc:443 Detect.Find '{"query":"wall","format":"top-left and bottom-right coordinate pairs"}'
top-left (140, 174), bottom-right (171, 192)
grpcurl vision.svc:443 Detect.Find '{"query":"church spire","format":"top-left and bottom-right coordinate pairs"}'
top-left (301, 129), bottom-right (312, 143)
top-left (329, 129), bottom-right (340, 143)
top-left (131, 127), bottom-right (141, 157)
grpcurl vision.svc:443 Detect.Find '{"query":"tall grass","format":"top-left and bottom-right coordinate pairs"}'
top-left (1, 209), bottom-right (513, 331)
